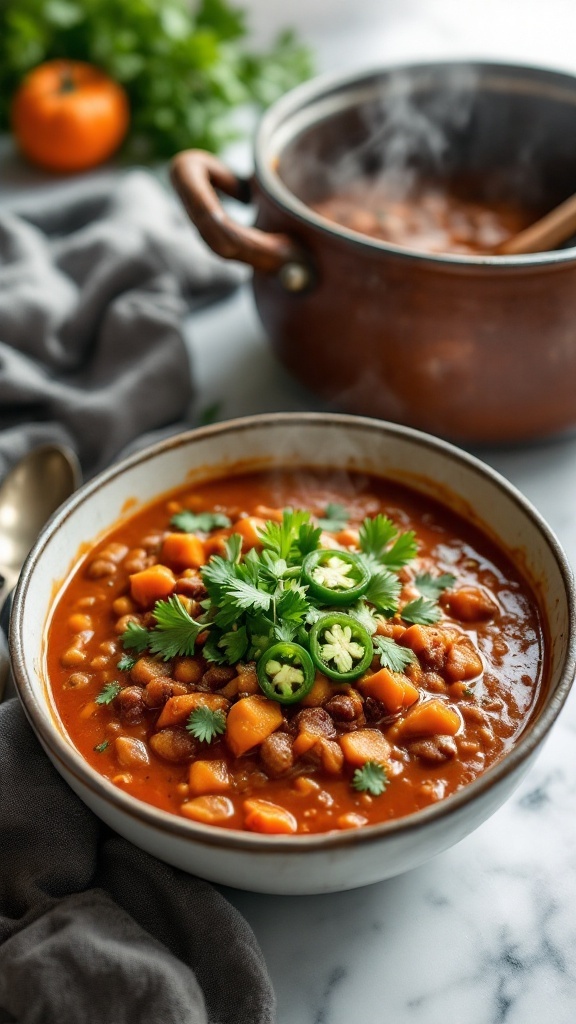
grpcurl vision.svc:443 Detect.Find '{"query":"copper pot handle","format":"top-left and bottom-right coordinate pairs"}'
top-left (170, 149), bottom-right (312, 291)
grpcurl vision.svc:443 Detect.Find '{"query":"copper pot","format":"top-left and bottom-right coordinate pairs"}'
top-left (171, 61), bottom-right (576, 444)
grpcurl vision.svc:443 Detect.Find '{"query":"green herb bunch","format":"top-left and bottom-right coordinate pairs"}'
top-left (0, 0), bottom-right (313, 159)
top-left (119, 506), bottom-right (455, 673)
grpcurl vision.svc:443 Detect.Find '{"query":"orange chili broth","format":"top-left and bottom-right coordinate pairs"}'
top-left (46, 468), bottom-right (548, 833)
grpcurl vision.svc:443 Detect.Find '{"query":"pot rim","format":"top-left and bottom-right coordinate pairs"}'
top-left (254, 58), bottom-right (576, 269)
top-left (10, 412), bottom-right (576, 855)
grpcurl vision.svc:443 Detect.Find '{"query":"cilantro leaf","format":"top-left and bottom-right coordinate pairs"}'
top-left (352, 761), bottom-right (389, 796)
top-left (364, 570), bottom-right (401, 614)
top-left (347, 601), bottom-right (379, 635)
top-left (259, 509), bottom-right (311, 561)
top-left (273, 620), bottom-right (300, 643)
top-left (414, 572), bottom-right (457, 600)
top-left (296, 522), bottom-right (322, 556)
top-left (121, 621), bottom-right (150, 654)
top-left (95, 681), bottom-right (122, 705)
top-left (117, 654), bottom-right (136, 672)
top-left (217, 625), bottom-right (249, 663)
top-left (202, 631), bottom-right (229, 665)
top-left (317, 503), bottom-right (349, 533)
top-left (186, 707), bottom-right (227, 744)
top-left (201, 553), bottom-right (237, 604)
top-left (400, 596), bottom-right (442, 625)
top-left (275, 584), bottom-right (309, 624)
top-left (373, 635), bottom-right (417, 672)
top-left (170, 510), bottom-right (231, 533)
top-left (94, 740), bottom-right (109, 753)
top-left (148, 595), bottom-right (207, 660)
top-left (379, 531), bottom-right (418, 570)
top-left (224, 533), bottom-right (242, 563)
top-left (359, 514), bottom-right (398, 558)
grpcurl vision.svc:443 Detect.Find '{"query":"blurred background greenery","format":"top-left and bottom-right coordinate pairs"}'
top-left (0, 0), bottom-right (313, 160)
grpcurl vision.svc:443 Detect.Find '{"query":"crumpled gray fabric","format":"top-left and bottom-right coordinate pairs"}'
top-left (0, 173), bottom-right (274, 1023)
top-left (0, 170), bottom-right (243, 480)
top-left (0, 699), bottom-right (275, 1024)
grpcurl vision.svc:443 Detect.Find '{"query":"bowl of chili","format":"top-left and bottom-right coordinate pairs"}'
top-left (172, 61), bottom-right (576, 444)
top-left (9, 414), bottom-right (576, 894)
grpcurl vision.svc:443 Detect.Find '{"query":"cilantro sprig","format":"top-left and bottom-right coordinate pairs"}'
top-left (170, 510), bottom-right (231, 534)
top-left (120, 596), bottom-right (208, 661)
top-left (317, 503), bottom-right (349, 533)
top-left (186, 707), bottom-right (226, 744)
top-left (373, 635), bottom-right (417, 673)
top-left (95, 681), bottom-right (122, 705)
top-left (352, 761), bottom-right (389, 796)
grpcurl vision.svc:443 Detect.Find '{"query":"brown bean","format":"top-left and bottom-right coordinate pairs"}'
top-left (202, 665), bottom-right (237, 690)
top-left (406, 735), bottom-right (457, 764)
top-left (149, 727), bottom-right (198, 762)
top-left (260, 733), bottom-right (294, 778)
top-left (86, 558), bottom-right (117, 579)
top-left (114, 614), bottom-right (142, 636)
top-left (291, 707), bottom-right (337, 740)
top-left (116, 686), bottom-right (146, 724)
top-left (143, 678), bottom-right (188, 708)
top-left (64, 672), bottom-right (90, 689)
top-left (115, 736), bottom-right (150, 768)
top-left (130, 656), bottom-right (171, 686)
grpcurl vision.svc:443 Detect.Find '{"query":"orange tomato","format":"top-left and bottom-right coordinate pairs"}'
top-left (11, 60), bottom-right (130, 173)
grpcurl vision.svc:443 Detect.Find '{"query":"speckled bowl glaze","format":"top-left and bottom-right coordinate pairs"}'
top-left (9, 414), bottom-right (576, 894)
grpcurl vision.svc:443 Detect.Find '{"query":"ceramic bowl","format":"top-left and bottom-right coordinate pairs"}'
top-left (9, 414), bottom-right (576, 894)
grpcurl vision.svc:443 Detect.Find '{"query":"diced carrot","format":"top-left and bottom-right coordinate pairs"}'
top-left (189, 759), bottom-right (231, 796)
top-left (232, 516), bottom-right (266, 550)
top-left (225, 695), bottom-right (283, 757)
top-left (79, 701), bottom-right (99, 719)
top-left (129, 564), bottom-right (176, 607)
top-left (292, 730), bottom-right (319, 757)
top-left (235, 663), bottom-right (259, 695)
top-left (181, 795), bottom-right (234, 824)
top-left (442, 586), bottom-right (498, 622)
top-left (156, 692), bottom-right (229, 728)
top-left (202, 531), bottom-right (229, 557)
top-left (172, 657), bottom-right (203, 685)
top-left (243, 798), bottom-right (298, 834)
top-left (335, 528), bottom-right (360, 547)
top-left (397, 698), bottom-right (461, 738)
top-left (359, 667), bottom-right (419, 713)
top-left (300, 673), bottom-right (332, 707)
top-left (375, 619), bottom-right (407, 641)
top-left (339, 728), bottom-right (391, 767)
top-left (161, 532), bottom-right (206, 570)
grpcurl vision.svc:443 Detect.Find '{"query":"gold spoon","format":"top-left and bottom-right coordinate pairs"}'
top-left (0, 444), bottom-right (81, 700)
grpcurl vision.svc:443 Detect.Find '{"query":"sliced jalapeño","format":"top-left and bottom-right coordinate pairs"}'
top-left (257, 641), bottom-right (315, 704)
top-left (302, 549), bottom-right (370, 606)
top-left (309, 612), bottom-right (373, 682)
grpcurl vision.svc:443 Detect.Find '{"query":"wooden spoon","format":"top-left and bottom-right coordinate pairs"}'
top-left (498, 191), bottom-right (576, 255)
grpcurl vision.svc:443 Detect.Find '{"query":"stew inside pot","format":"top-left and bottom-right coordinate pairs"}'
top-left (46, 469), bottom-right (546, 834)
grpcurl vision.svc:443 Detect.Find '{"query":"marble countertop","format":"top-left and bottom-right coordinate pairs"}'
top-left (3, 2), bottom-right (576, 1020)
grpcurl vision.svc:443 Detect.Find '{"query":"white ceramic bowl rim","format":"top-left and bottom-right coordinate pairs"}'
top-left (9, 413), bottom-right (576, 855)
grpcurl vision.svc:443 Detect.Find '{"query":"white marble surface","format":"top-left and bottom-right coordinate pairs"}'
top-left (3, 1), bottom-right (576, 1021)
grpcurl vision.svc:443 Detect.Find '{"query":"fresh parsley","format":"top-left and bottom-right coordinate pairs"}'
top-left (95, 681), bottom-right (122, 705)
top-left (373, 635), bottom-right (417, 672)
top-left (352, 761), bottom-right (389, 796)
top-left (186, 706), bottom-right (227, 744)
top-left (170, 510), bottom-right (231, 534)
top-left (363, 570), bottom-right (401, 614)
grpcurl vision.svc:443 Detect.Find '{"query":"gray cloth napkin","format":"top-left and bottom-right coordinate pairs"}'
top-left (0, 172), bottom-right (274, 1023)
top-left (0, 169), bottom-right (243, 479)
top-left (0, 698), bottom-right (275, 1024)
